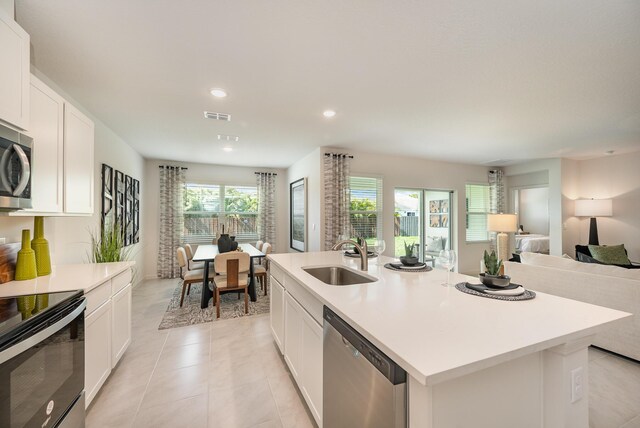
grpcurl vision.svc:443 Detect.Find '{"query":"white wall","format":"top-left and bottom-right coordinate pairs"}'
top-left (302, 147), bottom-right (489, 275)
top-left (0, 0), bottom-right (13, 17)
top-left (0, 68), bottom-right (145, 282)
top-left (570, 152), bottom-right (640, 261)
top-left (518, 187), bottom-right (549, 235)
top-left (143, 159), bottom-right (287, 279)
top-left (286, 148), bottom-right (322, 252)
top-left (561, 158), bottom-right (580, 256)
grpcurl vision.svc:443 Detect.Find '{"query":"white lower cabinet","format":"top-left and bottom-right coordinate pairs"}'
top-left (111, 283), bottom-right (132, 367)
top-left (85, 300), bottom-right (111, 407)
top-left (271, 269), bottom-right (323, 428)
top-left (284, 291), bottom-right (304, 382)
top-left (84, 269), bottom-right (132, 408)
top-left (270, 275), bottom-right (285, 353)
top-left (301, 309), bottom-right (323, 425)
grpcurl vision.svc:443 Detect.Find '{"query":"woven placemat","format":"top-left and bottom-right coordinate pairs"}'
top-left (384, 263), bottom-right (433, 273)
top-left (455, 282), bottom-right (536, 301)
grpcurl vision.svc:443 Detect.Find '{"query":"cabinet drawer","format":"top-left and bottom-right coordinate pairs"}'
top-left (270, 262), bottom-right (284, 285)
top-left (85, 281), bottom-right (111, 315)
top-left (284, 274), bottom-right (323, 325)
top-left (111, 269), bottom-right (132, 295)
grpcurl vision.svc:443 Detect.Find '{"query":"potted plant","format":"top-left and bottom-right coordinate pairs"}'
top-left (479, 250), bottom-right (511, 287)
top-left (400, 241), bottom-right (419, 266)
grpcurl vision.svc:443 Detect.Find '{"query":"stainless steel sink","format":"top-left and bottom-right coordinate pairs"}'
top-left (302, 266), bottom-right (376, 286)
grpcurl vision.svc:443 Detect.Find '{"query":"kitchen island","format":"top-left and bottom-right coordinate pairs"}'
top-left (268, 251), bottom-right (629, 428)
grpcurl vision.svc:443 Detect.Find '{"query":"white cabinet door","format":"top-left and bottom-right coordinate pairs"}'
top-left (111, 283), bottom-right (132, 368)
top-left (85, 300), bottom-right (112, 408)
top-left (270, 276), bottom-right (285, 354)
top-left (301, 310), bottom-right (323, 427)
top-left (0, 10), bottom-right (29, 130)
top-left (28, 75), bottom-right (64, 213)
top-left (63, 103), bottom-right (94, 214)
top-left (284, 291), bottom-right (303, 383)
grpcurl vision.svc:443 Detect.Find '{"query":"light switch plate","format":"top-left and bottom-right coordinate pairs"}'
top-left (571, 367), bottom-right (584, 403)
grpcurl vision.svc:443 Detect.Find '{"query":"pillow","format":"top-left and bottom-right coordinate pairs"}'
top-left (588, 244), bottom-right (631, 266)
top-left (426, 236), bottom-right (443, 252)
top-left (577, 252), bottom-right (603, 264)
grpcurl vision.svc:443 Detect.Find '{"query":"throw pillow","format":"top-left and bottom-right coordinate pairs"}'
top-left (577, 252), bottom-right (603, 264)
top-left (426, 236), bottom-right (443, 252)
top-left (588, 244), bottom-right (631, 266)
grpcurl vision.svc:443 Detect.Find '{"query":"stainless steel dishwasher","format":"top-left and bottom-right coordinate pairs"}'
top-left (323, 306), bottom-right (407, 428)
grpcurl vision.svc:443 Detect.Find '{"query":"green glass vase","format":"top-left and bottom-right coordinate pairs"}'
top-left (31, 216), bottom-right (52, 276)
top-left (15, 229), bottom-right (37, 281)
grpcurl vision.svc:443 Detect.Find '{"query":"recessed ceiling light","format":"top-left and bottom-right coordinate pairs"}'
top-left (210, 88), bottom-right (227, 98)
top-left (222, 146), bottom-right (233, 152)
top-left (323, 110), bottom-right (336, 118)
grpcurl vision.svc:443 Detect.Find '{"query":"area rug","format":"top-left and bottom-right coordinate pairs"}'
top-left (158, 281), bottom-right (270, 330)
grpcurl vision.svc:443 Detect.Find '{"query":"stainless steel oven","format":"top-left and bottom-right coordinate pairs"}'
top-left (0, 291), bottom-right (86, 428)
top-left (0, 123), bottom-right (32, 210)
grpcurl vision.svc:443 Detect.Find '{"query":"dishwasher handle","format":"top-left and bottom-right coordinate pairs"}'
top-left (324, 306), bottom-right (406, 385)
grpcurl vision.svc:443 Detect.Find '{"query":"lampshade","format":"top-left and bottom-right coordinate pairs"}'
top-left (487, 214), bottom-right (518, 233)
top-left (574, 199), bottom-right (612, 217)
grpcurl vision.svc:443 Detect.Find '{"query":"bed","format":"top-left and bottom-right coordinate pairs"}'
top-left (515, 234), bottom-right (549, 254)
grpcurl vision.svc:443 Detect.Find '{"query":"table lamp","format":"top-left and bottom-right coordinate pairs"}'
top-left (487, 213), bottom-right (518, 264)
top-left (574, 199), bottom-right (612, 245)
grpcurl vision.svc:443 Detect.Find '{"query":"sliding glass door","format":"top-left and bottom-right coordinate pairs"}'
top-left (394, 188), bottom-right (454, 262)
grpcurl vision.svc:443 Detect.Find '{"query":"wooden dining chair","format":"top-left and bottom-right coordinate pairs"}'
top-left (184, 243), bottom-right (204, 270)
top-left (255, 242), bottom-right (272, 295)
top-left (177, 247), bottom-right (214, 307)
top-left (213, 252), bottom-right (251, 318)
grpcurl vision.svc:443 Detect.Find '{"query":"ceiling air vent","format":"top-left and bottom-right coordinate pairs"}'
top-left (217, 134), bottom-right (239, 142)
top-left (204, 111), bottom-right (231, 121)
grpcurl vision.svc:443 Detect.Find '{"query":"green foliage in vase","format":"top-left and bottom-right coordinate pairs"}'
top-left (483, 250), bottom-right (503, 276)
top-left (403, 240), bottom-right (415, 257)
top-left (89, 221), bottom-right (131, 263)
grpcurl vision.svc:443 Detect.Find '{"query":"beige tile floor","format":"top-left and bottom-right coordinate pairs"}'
top-left (86, 278), bottom-right (316, 428)
top-left (86, 278), bottom-right (640, 428)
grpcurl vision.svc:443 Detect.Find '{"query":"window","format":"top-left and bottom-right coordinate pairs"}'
top-left (183, 183), bottom-right (258, 243)
top-left (349, 176), bottom-right (383, 242)
top-left (465, 183), bottom-right (490, 242)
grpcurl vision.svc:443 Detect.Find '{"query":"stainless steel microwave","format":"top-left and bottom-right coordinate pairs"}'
top-left (0, 123), bottom-right (32, 210)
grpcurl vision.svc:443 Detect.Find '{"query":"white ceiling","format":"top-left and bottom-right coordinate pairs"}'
top-left (16, 0), bottom-right (640, 168)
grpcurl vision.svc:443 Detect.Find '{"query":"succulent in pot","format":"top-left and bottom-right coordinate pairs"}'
top-left (400, 241), bottom-right (419, 266)
top-left (479, 250), bottom-right (510, 287)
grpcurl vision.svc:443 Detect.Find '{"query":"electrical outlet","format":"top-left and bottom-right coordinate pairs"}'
top-left (571, 367), bottom-right (584, 403)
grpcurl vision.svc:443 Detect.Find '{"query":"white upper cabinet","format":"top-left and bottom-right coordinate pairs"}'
top-left (28, 75), bottom-right (64, 213)
top-left (0, 9), bottom-right (29, 130)
top-left (63, 103), bottom-right (94, 214)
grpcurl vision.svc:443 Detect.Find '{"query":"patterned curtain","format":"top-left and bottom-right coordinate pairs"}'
top-left (157, 166), bottom-right (186, 278)
top-left (323, 153), bottom-right (351, 250)
top-left (256, 172), bottom-right (277, 251)
top-left (488, 169), bottom-right (506, 251)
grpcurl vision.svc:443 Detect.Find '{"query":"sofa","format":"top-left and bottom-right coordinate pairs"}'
top-left (505, 252), bottom-right (640, 360)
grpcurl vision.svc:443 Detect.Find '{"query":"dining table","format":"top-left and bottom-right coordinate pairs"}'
top-left (192, 243), bottom-right (266, 309)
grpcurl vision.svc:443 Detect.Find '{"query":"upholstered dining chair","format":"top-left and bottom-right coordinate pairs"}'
top-left (184, 244), bottom-right (204, 270)
top-left (256, 240), bottom-right (264, 252)
top-left (176, 247), bottom-right (214, 307)
top-left (255, 242), bottom-right (272, 295)
top-left (213, 252), bottom-right (251, 318)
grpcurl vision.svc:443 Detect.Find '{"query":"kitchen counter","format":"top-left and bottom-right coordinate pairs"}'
top-left (269, 251), bottom-right (628, 386)
top-left (0, 262), bottom-right (134, 298)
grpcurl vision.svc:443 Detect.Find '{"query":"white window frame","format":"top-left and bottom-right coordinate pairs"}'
top-left (465, 182), bottom-right (491, 243)
top-left (349, 175), bottom-right (383, 242)
top-left (183, 182), bottom-right (259, 244)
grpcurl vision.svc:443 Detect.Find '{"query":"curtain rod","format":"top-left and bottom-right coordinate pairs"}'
top-left (254, 172), bottom-right (277, 176)
top-left (158, 166), bottom-right (188, 170)
top-left (324, 153), bottom-right (354, 158)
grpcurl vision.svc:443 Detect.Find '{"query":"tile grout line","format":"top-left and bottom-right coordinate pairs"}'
top-left (266, 375), bottom-right (286, 427)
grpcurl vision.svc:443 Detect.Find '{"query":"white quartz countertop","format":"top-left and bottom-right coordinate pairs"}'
top-left (269, 251), bottom-right (630, 386)
top-left (0, 262), bottom-right (134, 298)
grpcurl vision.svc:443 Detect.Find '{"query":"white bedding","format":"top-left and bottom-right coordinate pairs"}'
top-left (516, 234), bottom-right (549, 253)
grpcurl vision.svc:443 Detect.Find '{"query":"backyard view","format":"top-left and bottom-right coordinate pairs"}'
top-left (394, 189), bottom-right (421, 256)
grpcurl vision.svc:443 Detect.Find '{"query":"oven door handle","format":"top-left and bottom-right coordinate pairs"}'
top-left (0, 299), bottom-right (86, 365)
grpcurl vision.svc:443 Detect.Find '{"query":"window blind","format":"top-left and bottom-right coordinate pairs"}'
top-left (349, 176), bottom-right (383, 241)
top-left (466, 183), bottom-right (490, 242)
